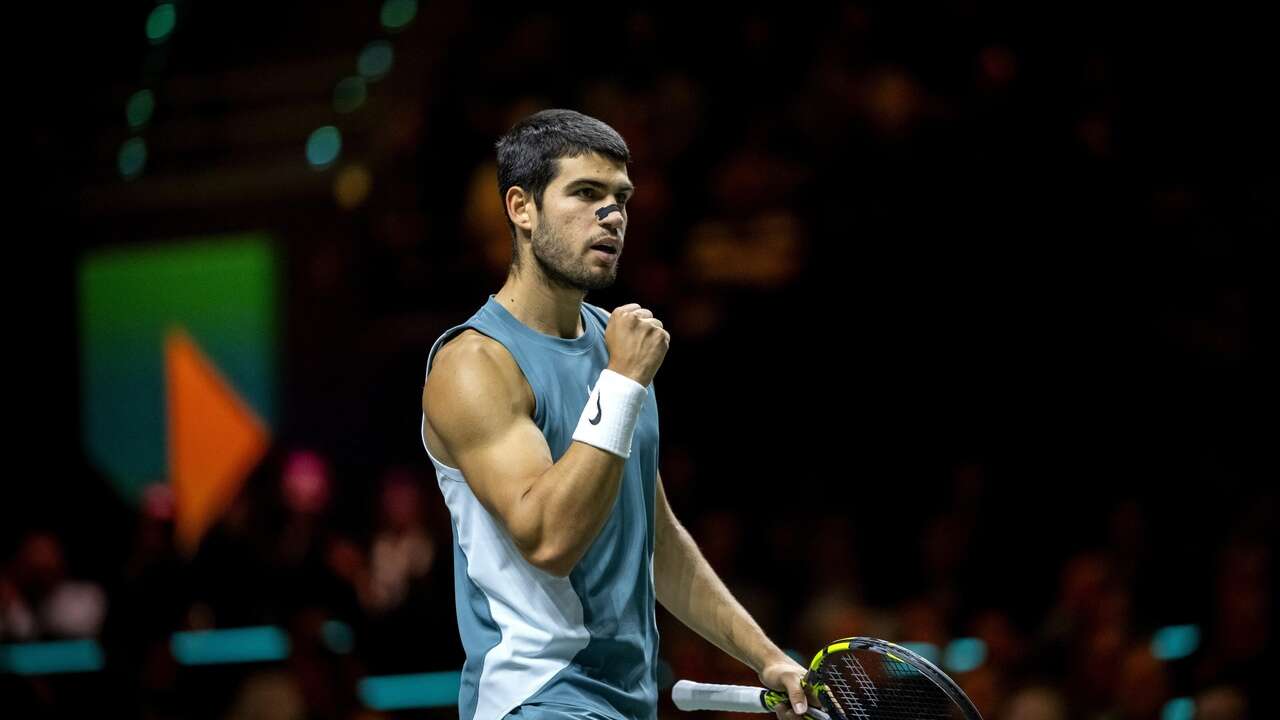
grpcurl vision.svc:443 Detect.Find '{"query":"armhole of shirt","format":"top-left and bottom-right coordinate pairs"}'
top-left (427, 325), bottom-right (542, 440)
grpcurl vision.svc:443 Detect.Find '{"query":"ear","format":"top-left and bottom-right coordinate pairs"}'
top-left (506, 186), bottom-right (537, 234)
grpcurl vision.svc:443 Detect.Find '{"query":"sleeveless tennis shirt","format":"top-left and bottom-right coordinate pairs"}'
top-left (421, 295), bottom-right (660, 720)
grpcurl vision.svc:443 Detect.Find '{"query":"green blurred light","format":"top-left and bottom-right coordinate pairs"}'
top-left (146, 4), bottom-right (177, 43)
top-left (359, 671), bottom-right (461, 710)
top-left (306, 126), bottom-right (342, 169)
top-left (118, 137), bottom-right (147, 179)
top-left (126, 89), bottom-right (155, 128)
top-left (357, 41), bottom-right (394, 81)
top-left (321, 620), bottom-right (354, 654)
top-left (333, 77), bottom-right (367, 114)
top-left (380, 0), bottom-right (418, 31)
top-left (171, 626), bottom-right (290, 665)
top-left (0, 640), bottom-right (104, 675)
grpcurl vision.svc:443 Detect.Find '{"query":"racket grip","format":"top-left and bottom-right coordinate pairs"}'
top-left (672, 680), bottom-right (769, 713)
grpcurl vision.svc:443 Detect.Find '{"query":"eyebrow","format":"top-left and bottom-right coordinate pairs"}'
top-left (565, 178), bottom-right (635, 195)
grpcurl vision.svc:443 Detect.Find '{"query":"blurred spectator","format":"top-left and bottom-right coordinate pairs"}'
top-left (0, 531), bottom-right (106, 640)
top-left (1109, 641), bottom-right (1172, 720)
top-left (223, 670), bottom-right (305, 720)
top-left (269, 450), bottom-right (365, 623)
top-left (1194, 684), bottom-right (1248, 720)
top-left (363, 467), bottom-right (452, 673)
top-left (998, 685), bottom-right (1068, 720)
top-left (1196, 537), bottom-right (1271, 714)
top-left (959, 665), bottom-right (1004, 719)
top-left (968, 609), bottom-right (1026, 675)
top-left (368, 468), bottom-right (436, 615)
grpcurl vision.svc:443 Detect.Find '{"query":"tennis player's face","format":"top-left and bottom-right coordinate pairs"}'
top-left (530, 153), bottom-right (632, 292)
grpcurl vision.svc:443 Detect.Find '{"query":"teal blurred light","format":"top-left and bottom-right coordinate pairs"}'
top-left (358, 41), bottom-right (394, 81)
top-left (1151, 625), bottom-right (1200, 661)
top-left (322, 620), bottom-right (354, 654)
top-left (333, 77), bottom-right (367, 114)
top-left (380, 0), bottom-right (418, 31)
top-left (171, 626), bottom-right (290, 665)
top-left (118, 137), bottom-right (147, 179)
top-left (1162, 697), bottom-right (1194, 720)
top-left (146, 4), bottom-right (177, 43)
top-left (126, 89), bottom-right (155, 128)
top-left (943, 638), bottom-right (987, 673)
top-left (899, 642), bottom-right (941, 666)
top-left (306, 126), bottom-right (342, 169)
top-left (0, 639), bottom-right (104, 675)
top-left (359, 671), bottom-right (462, 710)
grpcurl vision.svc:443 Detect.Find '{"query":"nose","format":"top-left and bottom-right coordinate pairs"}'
top-left (595, 203), bottom-right (623, 228)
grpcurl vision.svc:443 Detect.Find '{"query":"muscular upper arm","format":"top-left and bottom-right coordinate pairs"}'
top-left (423, 332), bottom-right (554, 553)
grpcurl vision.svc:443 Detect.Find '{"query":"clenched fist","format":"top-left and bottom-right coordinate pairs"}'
top-left (604, 303), bottom-right (669, 387)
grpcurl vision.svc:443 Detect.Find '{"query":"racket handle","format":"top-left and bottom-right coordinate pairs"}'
top-left (672, 680), bottom-right (770, 713)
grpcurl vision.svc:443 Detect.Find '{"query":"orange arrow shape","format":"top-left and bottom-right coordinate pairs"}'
top-left (166, 327), bottom-right (270, 555)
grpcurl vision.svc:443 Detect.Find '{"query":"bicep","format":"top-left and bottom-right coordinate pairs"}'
top-left (424, 339), bottom-right (554, 548)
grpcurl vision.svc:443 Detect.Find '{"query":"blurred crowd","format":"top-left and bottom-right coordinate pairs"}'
top-left (3, 450), bottom-right (1272, 719)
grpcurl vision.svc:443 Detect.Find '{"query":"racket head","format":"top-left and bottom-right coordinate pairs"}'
top-left (803, 637), bottom-right (983, 720)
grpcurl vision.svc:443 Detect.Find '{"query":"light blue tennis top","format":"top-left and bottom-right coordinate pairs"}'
top-left (421, 295), bottom-right (660, 720)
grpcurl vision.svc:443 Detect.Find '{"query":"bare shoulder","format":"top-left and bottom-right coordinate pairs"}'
top-left (423, 330), bottom-right (533, 436)
top-left (432, 329), bottom-right (512, 378)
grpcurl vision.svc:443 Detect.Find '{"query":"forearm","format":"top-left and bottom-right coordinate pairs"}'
top-left (655, 514), bottom-right (788, 673)
top-left (516, 442), bottom-right (625, 576)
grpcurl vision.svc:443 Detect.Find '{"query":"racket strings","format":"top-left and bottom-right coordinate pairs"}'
top-left (817, 651), bottom-right (959, 720)
top-left (819, 655), bottom-right (872, 720)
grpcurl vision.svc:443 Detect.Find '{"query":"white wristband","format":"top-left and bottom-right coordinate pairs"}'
top-left (573, 369), bottom-right (647, 459)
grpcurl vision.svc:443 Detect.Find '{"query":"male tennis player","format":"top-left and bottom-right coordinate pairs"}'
top-left (420, 109), bottom-right (811, 720)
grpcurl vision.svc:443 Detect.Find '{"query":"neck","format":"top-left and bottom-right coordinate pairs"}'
top-left (495, 268), bottom-right (586, 339)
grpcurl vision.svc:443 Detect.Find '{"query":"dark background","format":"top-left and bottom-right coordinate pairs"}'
top-left (9, 2), bottom-right (1274, 719)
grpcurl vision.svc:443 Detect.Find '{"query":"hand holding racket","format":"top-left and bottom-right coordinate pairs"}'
top-left (673, 637), bottom-right (983, 720)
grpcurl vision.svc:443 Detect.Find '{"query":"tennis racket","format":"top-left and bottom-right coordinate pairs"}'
top-left (672, 636), bottom-right (983, 720)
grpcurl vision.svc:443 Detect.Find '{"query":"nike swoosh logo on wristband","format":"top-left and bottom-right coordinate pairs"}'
top-left (589, 393), bottom-right (603, 425)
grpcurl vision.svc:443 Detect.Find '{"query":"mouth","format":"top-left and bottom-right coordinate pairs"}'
top-left (588, 239), bottom-right (619, 257)
top-left (590, 247), bottom-right (618, 264)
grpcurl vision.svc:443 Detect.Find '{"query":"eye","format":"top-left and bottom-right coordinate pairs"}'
top-left (576, 188), bottom-right (597, 199)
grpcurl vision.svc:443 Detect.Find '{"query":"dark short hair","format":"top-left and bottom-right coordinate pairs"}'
top-left (494, 109), bottom-right (630, 262)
